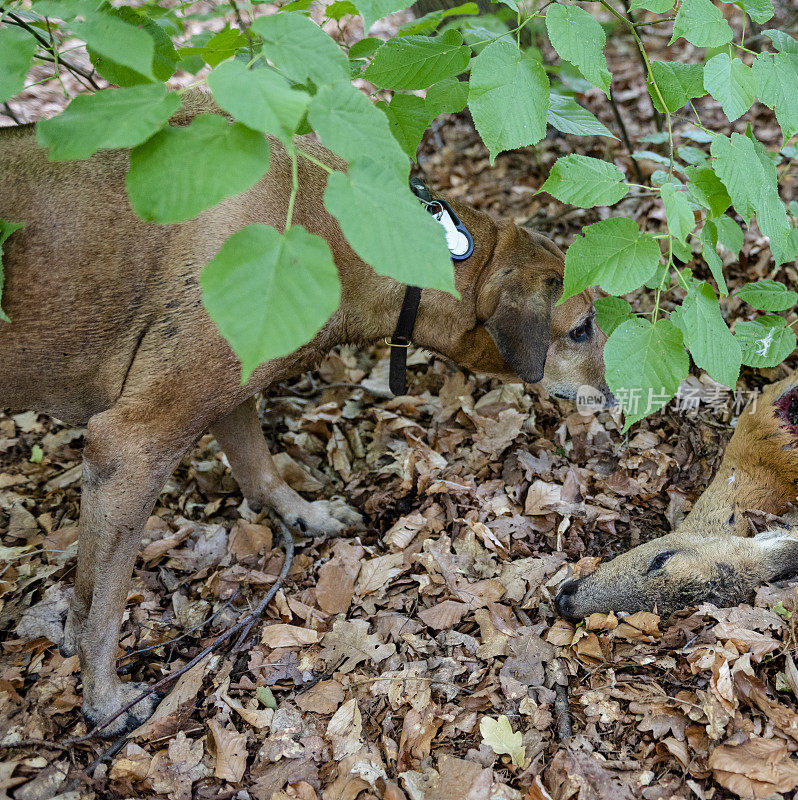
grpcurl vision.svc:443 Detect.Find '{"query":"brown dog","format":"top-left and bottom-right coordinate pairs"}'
top-left (0, 94), bottom-right (608, 733)
top-left (556, 374), bottom-right (798, 620)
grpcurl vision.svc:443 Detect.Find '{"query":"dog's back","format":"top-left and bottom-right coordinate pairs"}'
top-left (0, 124), bottom-right (180, 421)
top-left (0, 94), bottom-right (310, 424)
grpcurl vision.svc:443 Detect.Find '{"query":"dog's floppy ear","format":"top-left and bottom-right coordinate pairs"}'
top-left (484, 278), bottom-right (560, 384)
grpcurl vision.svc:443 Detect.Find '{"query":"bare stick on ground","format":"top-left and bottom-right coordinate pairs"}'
top-left (0, 519), bottom-right (295, 748)
top-left (549, 659), bottom-right (572, 742)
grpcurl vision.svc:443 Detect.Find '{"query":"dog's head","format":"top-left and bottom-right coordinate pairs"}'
top-left (462, 219), bottom-right (610, 404)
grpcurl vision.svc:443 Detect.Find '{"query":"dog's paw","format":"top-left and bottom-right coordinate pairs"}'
top-left (290, 498), bottom-right (362, 538)
top-left (83, 681), bottom-right (162, 737)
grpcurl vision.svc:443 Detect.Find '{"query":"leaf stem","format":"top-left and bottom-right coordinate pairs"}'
top-left (285, 146), bottom-right (299, 232)
top-left (296, 148), bottom-right (334, 174)
top-left (595, 0), bottom-right (673, 169)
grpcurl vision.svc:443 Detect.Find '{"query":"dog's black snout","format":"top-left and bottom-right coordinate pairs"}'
top-left (554, 579), bottom-right (580, 621)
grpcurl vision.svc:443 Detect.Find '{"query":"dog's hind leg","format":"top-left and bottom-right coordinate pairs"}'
top-left (65, 401), bottom-right (199, 735)
top-left (211, 397), bottom-right (362, 537)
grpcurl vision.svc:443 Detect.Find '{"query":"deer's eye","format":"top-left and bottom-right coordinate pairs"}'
top-left (569, 317), bottom-right (593, 343)
top-left (647, 550), bottom-right (676, 573)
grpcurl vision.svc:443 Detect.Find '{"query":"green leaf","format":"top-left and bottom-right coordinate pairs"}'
top-left (546, 93), bottom-right (617, 139)
top-left (735, 315), bottom-right (796, 368)
top-left (353, 0), bottom-right (412, 32)
top-left (0, 27), bottom-right (37, 103)
top-left (736, 279), bottom-right (798, 311)
top-left (480, 716), bottom-right (526, 768)
top-left (703, 53), bottom-right (756, 122)
top-left (364, 30), bottom-right (470, 90)
top-left (426, 77), bottom-right (469, 118)
top-left (0, 220), bottom-right (24, 323)
top-left (752, 51), bottom-right (798, 141)
top-left (640, 131), bottom-right (670, 144)
top-left (671, 0), bottom-right (733, 47)
top-left (201, 27), bottom-right (248, 68)
top-left (699, 219), bottom-right (729, 296)
top-left (201, 224), bottom-right (341, 382)
top-left (179, 28), bottom-right (249, 69)
top-left (604, 318), bottom-right (689, 430)
top-left (398, 2), bottom-right (478, 36)
top-left (540, 155), bottom-right (628, 208)
top-left (29, 444), bottom-right (43, 464)
top-left (326, 0), bottom-right (359, 20)
top-left (671, 237), bottom-right (693, 264)
top-left (660, 182), bottom-right (696, 245)
top-left (468, 40), bottom-right (549, 163)
top-left (648, 61), bottom-right (706, 113)
top-left (630, 0), bottom-right (673, 10)
top-left (308, 81), bottom-right (407, 171)
top-left (711, 132), bottom-right (791, 264)
top-left (324, 158), bottom-right (455, 293)
top-left (251, 12), bottom-right (349, 85)
top-left (672, 281), bottom-right (740, 387)
top-left (256, 685), bottom-right (278, 709)
top-left (281, 0), bottom-right (314, 10)
top-left (36, 85), bottom-right (180, 161)
top-left (685, 165), bottom-right (731, 217)
top-left (681, 128), bottom-right (716, 144)
top-left (722, 0), bottom-right (773, 24)
top-left (349, 37), bottom-right (383, 61)
top-left (87, 6), bottom-right (177, 85)
top-left (377, 93), bottom-right (429, 159)
top-left (562, 218), bottom-right (661, 301)
top-left (595, 296), bottom-right (635, 337)
top-left (126, 115), bottom-right (270, 224)
top-left (762, 29), bottom-right (798, 54)
top-left (632, 150), bottom-right (682, 171)
top-left (208, 61), bottom-right (309, 143)
top-left (67, 4), bottom-right (157, 80)
top-left (715, 215), bottom-right (744, 255)
top-left (677, 145), bottom-right (708, 166)
top-left (545, 4), bottom-right (611, 97)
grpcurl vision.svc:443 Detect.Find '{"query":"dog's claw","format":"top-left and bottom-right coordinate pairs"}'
top-left (285, 498), bottom-right (362, 538)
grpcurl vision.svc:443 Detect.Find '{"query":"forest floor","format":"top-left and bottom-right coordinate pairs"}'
top-left (1, 2), bottom-right (798, 799)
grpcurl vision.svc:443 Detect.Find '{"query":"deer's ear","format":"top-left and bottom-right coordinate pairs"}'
top-left (753, 528), bottom-right (798, 580)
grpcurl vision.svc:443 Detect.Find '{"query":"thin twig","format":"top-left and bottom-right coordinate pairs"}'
top-left (615, 0), bottom-right (663, 131)
top-left (608, 92), bottom-right (644, 184)
top-left (79, 520), bottom-right (294, 739)
top-left (117, 587), bottom-right (241, 664)
top-left (2, 101), bottom-right (22, 125)
top-left (1, 10), bottom-right (101, 90)
top-left (229, 0), bottom-right (255, 61)
top-left (0, 522), bottom-right (295, 750)
top-left (63, 737), bottom-right (129, 793)
top-left (0, 737), bottom-right (72, 751)
top-left (549, 659), bottom-right (572, 742)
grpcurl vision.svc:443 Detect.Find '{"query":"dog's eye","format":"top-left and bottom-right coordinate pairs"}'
top-left (647, 550), bottom-right (676, 573)
top-left (569, 317), bottom-right (592, 343)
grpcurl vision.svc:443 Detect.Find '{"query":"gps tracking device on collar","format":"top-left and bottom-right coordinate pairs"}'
top-left (387, 178), bottom-right (475, 395)
top-left (409, 177), bottom-right (475, 261)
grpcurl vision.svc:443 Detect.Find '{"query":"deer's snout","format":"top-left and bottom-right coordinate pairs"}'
top-left (554, 578), bottom-right (581, 621)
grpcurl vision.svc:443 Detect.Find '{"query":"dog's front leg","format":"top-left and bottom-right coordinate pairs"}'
top-left (63, 406), bottom-right (195, 735)
top-left (211, 397), bottom-right (362, 536)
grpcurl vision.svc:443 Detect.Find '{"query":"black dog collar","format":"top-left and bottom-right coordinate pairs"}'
top-left (387, 179), bottom-right (474, 395)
